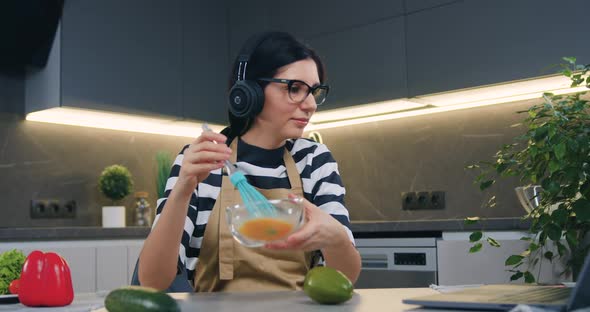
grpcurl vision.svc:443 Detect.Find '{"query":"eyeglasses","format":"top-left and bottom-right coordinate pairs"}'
top-left (257, 78), bottom-right (329, 105)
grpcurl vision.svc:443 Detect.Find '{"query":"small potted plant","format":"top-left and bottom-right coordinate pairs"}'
top-left (467, 57), bottom-right (590, 283)
top-left (155, 151), bottom-right (173, 199)
top-left (99, 164), bottom-right (134, 227)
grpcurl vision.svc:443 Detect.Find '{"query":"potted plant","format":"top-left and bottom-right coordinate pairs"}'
top-left (155, 151), bottom-right (173, 199)
top-left (467, 57), bottom-right (590, 283)
top-left (99, 164), bottom-right (134, 228)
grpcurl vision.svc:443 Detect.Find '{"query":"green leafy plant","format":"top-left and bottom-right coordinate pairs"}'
top-left (467, 57), bottom-right (590, 283)
top-left (155, 151), bottom-right (173, 199)
top-left (99, 164), bottom-right (134, 205)
top-left (0, 249), bottom-right (26, 294)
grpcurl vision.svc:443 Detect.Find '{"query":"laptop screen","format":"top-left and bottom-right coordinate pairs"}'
top-left (567, 252), bottom-right (590, 311)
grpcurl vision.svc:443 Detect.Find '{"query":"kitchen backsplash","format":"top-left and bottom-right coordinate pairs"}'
top-left (318, 99), bottom-right (535, 222)
top-left (0, 98), bottom-right (535, 227)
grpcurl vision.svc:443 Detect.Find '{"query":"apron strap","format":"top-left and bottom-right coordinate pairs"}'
top-left (218, 139), bottom-right (239, 280)
top-left (283, 146), bottom-right (303, 196)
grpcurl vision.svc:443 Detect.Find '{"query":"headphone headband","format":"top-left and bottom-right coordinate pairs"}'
top-left (235, 32), bottom-right (275, 81)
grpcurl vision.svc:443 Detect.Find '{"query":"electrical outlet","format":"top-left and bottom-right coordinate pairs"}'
top-left (401, 192), bottom-right (418, 210)
top-left (30, 199), bottom-right (77, 219)
top-left (401, 191), bottom-right (445, 210)
top-left (417, 191), bottom-right (431, 209)
top-left (430, 191), bottom-right (446, 210)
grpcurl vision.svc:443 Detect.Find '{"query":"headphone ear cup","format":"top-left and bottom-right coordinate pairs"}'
top-left (229, 80), bottom-right (264, 118)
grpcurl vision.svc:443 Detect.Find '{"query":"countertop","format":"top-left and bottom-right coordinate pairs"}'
top-left (0, 288), bottom-right (443, 312)
top-left (0, 226), bottom-right (150, 241)
top-left (350, 217), bottom-right (530, 237)
top-left (0, 217), bottom-right (529, 241)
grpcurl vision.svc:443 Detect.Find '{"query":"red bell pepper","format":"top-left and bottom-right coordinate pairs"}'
top-left (18, 250), bottom-right (74, 307)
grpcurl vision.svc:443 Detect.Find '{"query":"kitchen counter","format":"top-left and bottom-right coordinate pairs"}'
top-left (351, 217), bottom-right (529, 237)
top-left (0, 226), bottom-right (150, 241)
top-left (0, 288), bottom-right (442, 312)
top-left (0, 217), bottom-right (529, 241)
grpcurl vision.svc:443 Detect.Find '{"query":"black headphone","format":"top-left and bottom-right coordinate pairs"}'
top-left (228, 33), bottom-right (273, 119)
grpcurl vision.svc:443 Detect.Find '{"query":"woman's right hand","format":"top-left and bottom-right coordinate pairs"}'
top-left (177, 131), bottom-right (232, 188)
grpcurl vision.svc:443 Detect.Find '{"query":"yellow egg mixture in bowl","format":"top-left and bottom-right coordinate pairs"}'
top-left (225, 198), bottom-right (305, 247)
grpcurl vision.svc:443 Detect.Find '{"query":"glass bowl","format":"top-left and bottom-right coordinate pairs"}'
top-left (225, 198), bottom-right (305, 247)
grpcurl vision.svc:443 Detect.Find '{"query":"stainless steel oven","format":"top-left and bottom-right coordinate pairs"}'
top-left (354, 238), bottom-right (437, 288)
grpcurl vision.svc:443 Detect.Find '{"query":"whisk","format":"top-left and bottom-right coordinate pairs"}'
top-left (201, 124), bottom-right (276, 217)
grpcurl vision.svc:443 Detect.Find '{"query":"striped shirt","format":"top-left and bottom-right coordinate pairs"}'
top-left (152, 137), bottom-right (354, 280)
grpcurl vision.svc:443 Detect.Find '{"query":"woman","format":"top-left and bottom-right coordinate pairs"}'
top-left (138, 31), bottom-right (361, 292)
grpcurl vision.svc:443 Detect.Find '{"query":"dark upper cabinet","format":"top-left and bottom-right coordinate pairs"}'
top-left (269, 0), bottom-right (404, 39)
top-left (181, 0), bottom-right (230, 125)
top-left (227, 0), bottom-right (407, 110)
top-left (307, 17), bottom-right (407, 110)
top-left (406, 0), bottom-right (590, 96)
top-left (404, 0), bottom-right (458, 14)
top-left (60, 0), bottom-right (183, 117)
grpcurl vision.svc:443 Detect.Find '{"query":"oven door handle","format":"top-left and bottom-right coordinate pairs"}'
top-left (360, 254), bottom-right (389, 270)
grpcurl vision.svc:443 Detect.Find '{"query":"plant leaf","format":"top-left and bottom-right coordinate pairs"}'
top-left (544, 251), bottom-right (554, 261)
top-left (562, 57), bottom-right (576, 64)
top-left (554, 142), bottom-right (567, 160)
top-left (580, 180), bottom-right (590, 199)
top-left (548, 159), bottom-right (560, 174)
top-left (524, 271), bottom-right (536, 283)
top-left (469, 243), bottom-right (483, 253)
top-left (487, 237), bottom-right (501, 247)
top-left (552, 208), bottom-right (568, 226)
top-left (505, 255), bottom-right (525, 266)
top-left (546, 223), bottom-right (562, 241)
top-left (480, 180), bottom-right (495, 191)
top-left (573, 199), bottom-right (590, 221)
top-left (469, 231), bottom-right (483, 242)
top-left (510, 271), bottom-right (524, 281)
top-left (566, 230), bottom-right (579, 249)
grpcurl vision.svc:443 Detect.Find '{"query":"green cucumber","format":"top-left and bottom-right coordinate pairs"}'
top-left (104, 286), bottom-right (180, 312)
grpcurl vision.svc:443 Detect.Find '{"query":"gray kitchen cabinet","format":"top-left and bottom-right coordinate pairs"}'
top-left (50, 246), bottom-right (97, 293)
top-left (127, 243), bottom-right (143, 284)
top-left (226, 0), bottom-right (407, 110)
top-left (406, 0), bottom-right (590, 97)
top-left (181, 0), bottom-right (230, 124)
top-left (404, 0), bottom-right (458, 14)
top-left (60, 0), bottom-right (183, 117)
top-left (0, 239), bottom-right (144, 293)
top-left (437, 232), bottom-right (570, 286)
top-left (26, 0), bottom-right (233, 123)
top-left (307, 17), bottom-right (408, 110)
top-left (268, 0), bottom-right (404, 39)
top-left (96, 246), bottom-right (128, 291)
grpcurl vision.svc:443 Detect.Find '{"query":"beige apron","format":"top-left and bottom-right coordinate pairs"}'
top-left (193, 139), bottom-right (313, 292)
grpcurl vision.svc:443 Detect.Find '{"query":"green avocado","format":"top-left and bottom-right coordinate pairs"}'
top-left (303, 267), bottom-right (354, 304)
top-left (104, 286), bottom-right (180, 312)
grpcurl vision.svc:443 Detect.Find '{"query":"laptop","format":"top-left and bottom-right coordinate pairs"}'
top-left (403, 253), bottom-right (590, 311)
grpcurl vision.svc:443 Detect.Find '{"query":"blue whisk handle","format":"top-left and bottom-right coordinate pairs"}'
top-left (230, 171), bottom-right (247, 187)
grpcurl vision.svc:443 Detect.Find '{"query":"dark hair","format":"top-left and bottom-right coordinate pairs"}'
top-left (221, 31), bottom-right (326, 145)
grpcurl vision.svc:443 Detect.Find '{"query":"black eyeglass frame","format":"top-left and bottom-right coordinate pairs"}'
top-left (257, 78), bottom-right (330, 105)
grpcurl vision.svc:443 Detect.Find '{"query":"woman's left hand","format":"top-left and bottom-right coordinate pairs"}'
top-left (265, 194), bottom-right (349, 251)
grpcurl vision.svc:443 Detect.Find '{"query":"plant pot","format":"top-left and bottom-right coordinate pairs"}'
top-left (102, 206), bottom-right (126, 228)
